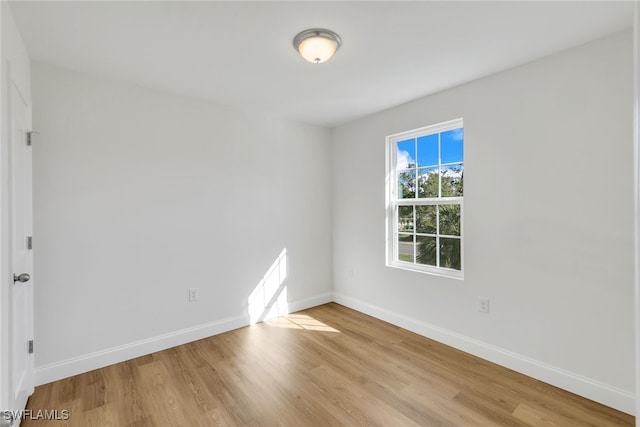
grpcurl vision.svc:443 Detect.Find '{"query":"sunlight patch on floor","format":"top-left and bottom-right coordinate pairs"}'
top-left (265, 313), bottom-right (340, 333)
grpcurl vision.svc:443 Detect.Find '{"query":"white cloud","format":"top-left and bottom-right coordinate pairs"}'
top-left (418, 166), bottom-right (463, 178)
top-left (397, 150), bottom-right (414, 170)
top-left (450, 128), bottom-right (463, 141)
top-left (441, 167), bottom-right (463, 178)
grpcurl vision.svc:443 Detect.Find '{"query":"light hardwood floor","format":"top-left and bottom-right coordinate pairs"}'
top-left (23, 303), bottom-right (633, 426)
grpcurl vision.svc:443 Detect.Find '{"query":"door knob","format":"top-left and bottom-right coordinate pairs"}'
top-left (13, 273), bottom-right (30, 283)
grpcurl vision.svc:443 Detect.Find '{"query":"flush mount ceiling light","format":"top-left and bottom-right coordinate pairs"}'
top-left (293, 28), bottom-right (342, 64)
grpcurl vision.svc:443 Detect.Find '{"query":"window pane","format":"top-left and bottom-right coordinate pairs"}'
top-left (398, 206), bottom-right (414, 232)
top-left (439, 204), bottom-right (460, 236)
top-left (417, 134), bottom-right (438, 167)
top-left (398, 169), bottom-right (416, 199)
top-left (416, 236), bottom-right (436, 266)
top-left (398, 234), bottom-right (415, 263)
top-left (417, 167), bottom-right (438, 198)
top-left (441, 164), bottom-right (463, 197)
top-left (440, 238), bottom-right (461, 270)
top-left (396, 139), bottom-right (416, 169)
top-left (441, 128), bottom-right (463, 164)
top-left (416, 205), bottom-right (436, 234)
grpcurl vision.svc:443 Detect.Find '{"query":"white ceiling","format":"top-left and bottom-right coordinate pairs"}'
top-left (9, 1), bottom-right (634, 128)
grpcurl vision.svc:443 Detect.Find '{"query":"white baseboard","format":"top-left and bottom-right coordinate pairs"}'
top-left (287, 292), bottom-right (333, 313)
top-left (35, 292), bottom-right (333, 386)
top-left (35, 313), bottom-right (249, 386)
top-left (332, 292), bottom-right (636, 416)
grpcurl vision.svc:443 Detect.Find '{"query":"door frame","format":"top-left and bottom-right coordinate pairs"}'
top-left (634, 2), bottom-right (640, 423)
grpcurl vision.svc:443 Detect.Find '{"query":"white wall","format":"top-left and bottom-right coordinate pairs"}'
top-left (0, 1), bottom-right (32, 412)
top-left (332, 31), bottom-right (635, 413)
top-left (31, 62), bottom-right (333, 383)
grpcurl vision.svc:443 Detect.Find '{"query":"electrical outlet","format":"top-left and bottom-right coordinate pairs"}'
top-left (189, 288), bottom-right (198, 302)
top-left (478, 297), bottom-right (490, 313)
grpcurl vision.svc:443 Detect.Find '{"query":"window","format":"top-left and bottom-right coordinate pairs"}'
top-left (386, 118), bottom-right (463, 278)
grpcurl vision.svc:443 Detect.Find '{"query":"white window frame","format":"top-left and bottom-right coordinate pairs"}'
top-left (385, 118), bottom-right (464, 279)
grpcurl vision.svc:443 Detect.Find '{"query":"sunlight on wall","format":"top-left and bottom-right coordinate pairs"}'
top-left (248, 248), bottom-right (288, 324)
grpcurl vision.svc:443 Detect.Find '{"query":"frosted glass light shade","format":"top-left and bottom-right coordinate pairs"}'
top-left (298, 36), bottom-right (337, 63)
top-left (293, 29), bottom-right (342, 64)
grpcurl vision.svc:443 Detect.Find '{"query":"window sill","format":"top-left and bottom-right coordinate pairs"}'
top-left (386, 260), bottom-right (464, 280)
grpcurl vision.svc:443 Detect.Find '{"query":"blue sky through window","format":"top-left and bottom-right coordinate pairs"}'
top-left (396, 127), bottom-right (463, 170)
top-left (417, 134), bottom-right (438, 166)
top-left (396, 139), bottom-right (415, 169)
top-left (441, 128), bottom-right (463, 164)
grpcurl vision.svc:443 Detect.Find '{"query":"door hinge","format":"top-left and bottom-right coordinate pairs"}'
top-left (27, 236), bottom-right (32, 250)
top-left (28, 340), bottom-right (33, 354)
top-left (26, 130), bottom-right (37, 146)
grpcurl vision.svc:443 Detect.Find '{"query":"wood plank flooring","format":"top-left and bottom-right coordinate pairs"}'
top-left (23, 303), bottom-right (634, 426)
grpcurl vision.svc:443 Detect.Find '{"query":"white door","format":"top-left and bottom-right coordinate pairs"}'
top-left (8, 78), bottom-right (34, 419)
